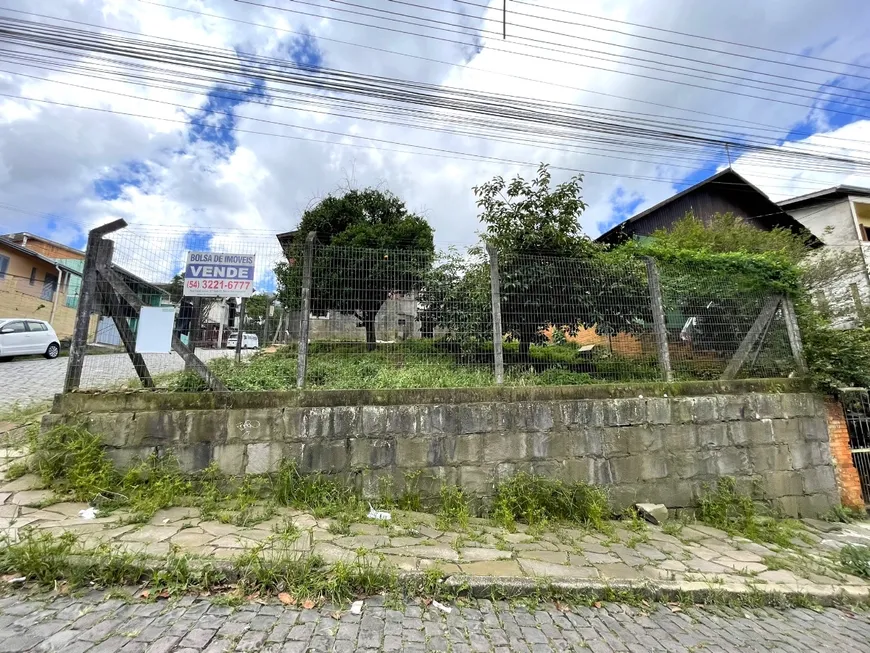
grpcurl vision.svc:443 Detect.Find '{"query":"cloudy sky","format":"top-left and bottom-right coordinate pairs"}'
top-left (2, 0), bottom-right (870, 282)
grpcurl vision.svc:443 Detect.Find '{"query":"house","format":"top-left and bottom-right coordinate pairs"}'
top-left (778, 186), bottom-right (870, 328)
top-left (1, 232), bottom-right (168, 344)
top-left (596, 168), bottom-right (809, 244)
top-left (0, 236), bottom-right (86, 338)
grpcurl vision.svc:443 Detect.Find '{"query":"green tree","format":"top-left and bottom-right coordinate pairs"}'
top-left (275, 188), bottom-right (435, 350)
top-left (474, 164), bottom-right (650, 357)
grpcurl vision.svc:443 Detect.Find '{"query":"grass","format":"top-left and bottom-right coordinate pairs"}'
top-left (158, 339), bottom-right (668, 392)
top-left (696, 477), bottom-right (800, 548)
top-left (840, 545), bottom-right (870, 579)
top-left (490, 472), bottom-right (610, 532)
top-left (436, 485), bottom-right (470, 531)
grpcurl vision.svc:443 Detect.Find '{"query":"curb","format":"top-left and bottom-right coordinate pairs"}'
top-left (438, 574), bottom-right (870, 608)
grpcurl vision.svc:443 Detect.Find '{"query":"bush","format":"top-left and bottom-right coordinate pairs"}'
top-left (31, 425), bottom-right (119, 503)
top-left (490, 472), bottom-right (609, 530)
top-left (840, 544), bottom-right (870, 578)
top-left (696, 477), bottom-right (798, 547)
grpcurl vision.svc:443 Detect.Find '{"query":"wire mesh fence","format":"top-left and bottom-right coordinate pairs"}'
top-left (66, 225), bottom-right (804, 393)
top-left (841, 389), bottom-right (870, 504)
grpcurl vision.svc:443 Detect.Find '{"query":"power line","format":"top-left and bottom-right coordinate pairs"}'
top-left (38, 1), bottom-right (870, 147)
top-left (236, 0), bottom-right (870, 116)
top-left (5, 89), bottom-right (853, 195)
top-left (3, 13), bottom-right (868, 176)
top-left (508, 0), bottom-right (870, 72)
top-left (390, 0), bottom-right (870, 95)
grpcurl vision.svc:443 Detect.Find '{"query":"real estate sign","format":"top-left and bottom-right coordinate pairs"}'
top-left (183, 252), bottom-right (256, 297)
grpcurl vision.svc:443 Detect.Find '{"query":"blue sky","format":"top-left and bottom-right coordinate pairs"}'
top-left (2, 0), bottom-right (870, 271)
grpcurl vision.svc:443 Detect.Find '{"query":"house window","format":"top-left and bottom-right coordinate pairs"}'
top-left (41, 273), bottom-right (57, 301)
top-left (862, 225), bottom-right (870, 242)
top-left (0, 255), bottom-right (8, 279)
top-left (397, 318), bottom-right (407, 326)
top-left (29, 267), bottom-right (37, 285)
top-left (310, 309), bottom-right (330, 319)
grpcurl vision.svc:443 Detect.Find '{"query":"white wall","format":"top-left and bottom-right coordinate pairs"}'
top-left (791, 199), bottom-right (870, 329)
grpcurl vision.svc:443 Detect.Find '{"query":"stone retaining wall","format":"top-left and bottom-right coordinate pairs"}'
top-left (45, 381), bottom-right (840, 517)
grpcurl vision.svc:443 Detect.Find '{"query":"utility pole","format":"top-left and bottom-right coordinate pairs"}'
top-left (503, 0), bottom-right (507, 39)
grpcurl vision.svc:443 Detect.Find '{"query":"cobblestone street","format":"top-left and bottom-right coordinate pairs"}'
top-left (0, 593), bottom-right (868, 653)
top-left (0, 349), bottom-right (251, 410)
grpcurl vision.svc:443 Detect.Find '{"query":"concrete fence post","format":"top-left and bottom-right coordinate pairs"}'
top-left (486, 243), bottom-right (505, 385)
top-left (296, 231), bottom-right (317, 388)
top-left (644, 257), bottom-right (673, 383)
top-left (781, 296), bottom-right (808, 375)
top-left (234, 297), bottom-right (247, 364)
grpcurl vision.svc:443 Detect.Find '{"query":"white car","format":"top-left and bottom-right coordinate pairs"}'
top-left (0, 318), bottom-right (61, 361)
top-left (226, 332), bottom-right (259, 349)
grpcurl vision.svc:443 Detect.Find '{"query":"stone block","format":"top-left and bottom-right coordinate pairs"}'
top-left (713, 448), bottom-right (751, 476)
top-left (385, 405), bottom-right (418, 436)
top-left (457, 404), bottom-right (495, 434)
top-left (245, 442), bottom-right (279, 474)
top-left (635, 481), bottom-right (694, 509)
top-left (359, 468), bottom-right (398, 499)
top-left (802, 466), bottom-right (837, 495)
top-left (530, 460), bottom-right (564, 477)
top-left (809, 440), bottom-right (833, 466)
top-left (226, 409), bottom-right (281, 443)
top-left (645, 398), bottom-right (671, 424)
top-left (331, 406), bottom-right (360, 438)
top-left (602, 427), bottom-right (634, 456)
top-left (396, 437), bottom-right (429, 468)
top-left (611, 454), bottom-right (668, 483)
top-left (754, 394), bottom-right (783, 419)
top-left (527, 432), bottom-right (569, 460)
top-left (564, 457), bottom-right (613, 485)
top-left (716, 395), bottom-right (748, 421)
top-left (635, 425), bottom-right (667, 454)
top-left (663, 424), bottom-right (697, 450)
top-left (301, 440), bottom-right (347, 473)
top-left (454, 434), bottom-right (484, 463)
top-left (176, 442), bottom-right (213, 472)
top-left (349, 438), bottom-right (395, 470)
top-left (743, 419), bottom-right (775, 446)
top-left (689, 396), bottom-right (719, 424)
top-left (798, 416), bottom-right (829, 442)
top-left (414, 467), bottom-right (457, 497)
top-left (426, 436), bottom-right (458, 467)
top-left (459, 466), bottom-right (495, 496)
top-left (667, 451), bottom-right (703, 480)
top-left (604, 398), bottom-right (646, 426)
top-left (361, 406), bottom-right (388, 436)
top-left (568, 428), bottom-right (604, 457)
top-left (788, 443), bottom-right (813, 470)
top-left (727, 422), bottom-right (748, 446)
top-left (697, 423), bottom-right (730, 449)
top-left (765, 471), bottom-right (803, 497)
top-left (213, 444), bottom-right (246, 476)
top-left (418, 404), bottom-right (458, 435)
top-left (513, 403), bottom-right (555, 431)
top-left (780, 393), bottom-right (819, 418)
top-left (559, 401), bottom-right (592, 427)
top-left (185, 410), bottom-right (229, 445)
top-left (750, 445), bottom-right (792, 473)
top-left (776, 495), bottom-right (801, 518)
top-left (483, 432), bottom-right (527, 463)
top-left (795, 493), bottom-right (836, 518)
top-left (105, 446), bottom-right (155, 470)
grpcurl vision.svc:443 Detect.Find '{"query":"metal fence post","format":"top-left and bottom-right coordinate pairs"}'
top-left (781, 296), bottom-right (808, 375)
top-left (64, 219), bottom-right (127, 393)
top-left (234, 297), bottom-right (247, 364)
top-left (644, 257), bottom-right (673, 383)
top-left (486, 243), bottom-right (505, 385)
top-left (296, 232), bottom-right (317, 388)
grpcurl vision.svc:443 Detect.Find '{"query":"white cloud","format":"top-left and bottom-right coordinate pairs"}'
top-left (1, 0), bottom-right (870, 263)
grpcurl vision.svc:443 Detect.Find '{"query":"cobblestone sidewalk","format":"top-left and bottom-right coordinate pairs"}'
top-left (0, 592), bottom-right (869, 653)
top-left (1, 470), bottom-right (869, 602)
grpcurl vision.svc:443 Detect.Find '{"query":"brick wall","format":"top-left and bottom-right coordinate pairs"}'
top-left (824, 398), bottom-right (865, 509)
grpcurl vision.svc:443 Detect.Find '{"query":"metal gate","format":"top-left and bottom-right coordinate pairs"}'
top-left (842, 388), bottom-right (870, 503)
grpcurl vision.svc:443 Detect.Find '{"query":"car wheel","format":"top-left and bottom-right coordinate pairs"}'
top-left (45, 343), bottom-right (60, 359)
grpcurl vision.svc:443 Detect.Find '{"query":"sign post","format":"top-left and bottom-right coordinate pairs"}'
top-left (183, 252), bottom-right (256, 298)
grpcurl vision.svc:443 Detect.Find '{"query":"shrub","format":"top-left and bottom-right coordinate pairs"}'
top-left (30, 424), bottom-right (119, 503)
top-left (840, 544), bottom-right (870, 578)
top-left (696, 477), bottom-right (797, 547)
top-left (437, 485), bottom-right (470, 531)
top-left (490, 472), bottom-right (609, 530)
